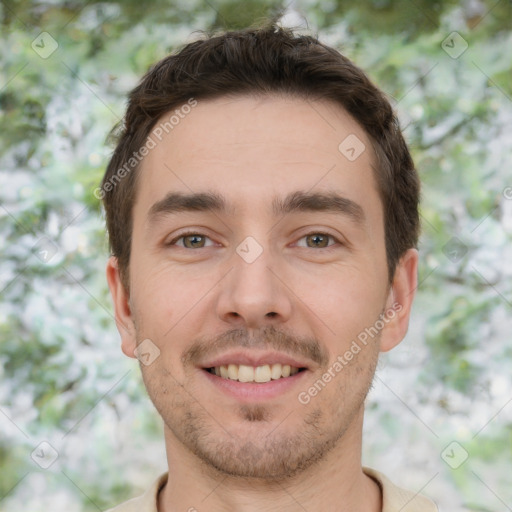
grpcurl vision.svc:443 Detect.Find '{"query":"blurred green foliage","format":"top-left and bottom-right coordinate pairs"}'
top-left (1, 1), bottom-right (511, 511)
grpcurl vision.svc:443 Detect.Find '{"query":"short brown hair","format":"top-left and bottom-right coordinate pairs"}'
top-left (101, 23), bottom-right (420, 290)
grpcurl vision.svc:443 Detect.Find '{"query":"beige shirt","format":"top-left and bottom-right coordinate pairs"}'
top-left (106, 467), bottom-right (438, 511)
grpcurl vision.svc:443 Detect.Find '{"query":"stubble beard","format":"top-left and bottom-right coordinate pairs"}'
top-left (139, 337), bottom-right (380, 481)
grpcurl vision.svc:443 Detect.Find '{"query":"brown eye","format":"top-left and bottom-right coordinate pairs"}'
top-left (168, 232), bottom-right (213, 248)
top-left (296, 232), bottom-right (339, 250)
top-left (182, 234), bottom-right (206, 248)
top-left (305, 233), bottom-right (332, 248)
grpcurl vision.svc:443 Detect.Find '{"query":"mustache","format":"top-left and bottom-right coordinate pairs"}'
top-left (181, 325), bottom-right (329, 368)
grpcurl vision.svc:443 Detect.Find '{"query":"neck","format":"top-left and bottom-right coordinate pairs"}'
top-left (158, 407), bottom-right (381, 512)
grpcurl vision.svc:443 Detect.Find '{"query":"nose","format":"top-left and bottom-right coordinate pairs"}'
top-left (216, 239), bottom-right (293, 329)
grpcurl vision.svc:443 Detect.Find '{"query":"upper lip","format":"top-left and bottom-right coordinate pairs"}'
top-left (200, 351), bottom-right (312, 370)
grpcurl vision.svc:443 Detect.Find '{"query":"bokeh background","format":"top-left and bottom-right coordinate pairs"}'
top-left (1, 1), bottom-right (511, 511)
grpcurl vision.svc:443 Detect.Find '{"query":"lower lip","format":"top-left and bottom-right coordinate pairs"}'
top-left (201, 368), bottom-right (309, 402)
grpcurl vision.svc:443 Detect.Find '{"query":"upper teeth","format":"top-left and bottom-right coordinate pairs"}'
top-left (210, 363), bottom-right (300, 383)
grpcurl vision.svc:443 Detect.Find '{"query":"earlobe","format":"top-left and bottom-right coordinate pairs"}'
top-left (380, 248), bottom-right (419, 353)
top-left (106, 256), bottom-right (137, 358)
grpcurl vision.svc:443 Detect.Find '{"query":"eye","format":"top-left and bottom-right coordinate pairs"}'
top-left (166, 231), bottom-right (342, 250)
top-left (167, 232), bottom-right (215, 249)
top-left (296, 232), bottom-right (340, 250)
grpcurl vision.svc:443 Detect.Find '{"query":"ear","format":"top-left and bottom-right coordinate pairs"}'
top-left (379, 248), bottom-right (419, 353)
top-left (106, 256), bottom-right (137, 358)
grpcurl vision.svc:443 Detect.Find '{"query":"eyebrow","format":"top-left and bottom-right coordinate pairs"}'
top-left (147, 190), bottom-right (365, 225)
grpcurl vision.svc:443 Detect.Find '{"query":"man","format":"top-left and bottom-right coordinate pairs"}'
top-left (101, 23), bottom-right (437, 512)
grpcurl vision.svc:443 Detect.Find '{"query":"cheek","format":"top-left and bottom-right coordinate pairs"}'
top-left (131, 250), bottom-right (183, 305)
top-left (129, 263), bottom-right (212, 355)
top-left (298, 263), bottom-right (384, 324)
top-left (129, 266), bottom-right (177, 339)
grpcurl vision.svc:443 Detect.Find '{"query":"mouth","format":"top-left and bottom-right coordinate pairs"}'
top-left (204, 363), bottom-right (307, 383)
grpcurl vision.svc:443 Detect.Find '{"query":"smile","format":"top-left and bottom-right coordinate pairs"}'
top-left (206, 363), bottom-right (306, 383)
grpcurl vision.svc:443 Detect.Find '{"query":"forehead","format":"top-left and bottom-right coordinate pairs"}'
top-left (134, 94), bottom-right (380, 223)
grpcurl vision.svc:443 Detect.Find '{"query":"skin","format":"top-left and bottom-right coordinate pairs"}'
top-left (107, 94), bottom-right (418, 512)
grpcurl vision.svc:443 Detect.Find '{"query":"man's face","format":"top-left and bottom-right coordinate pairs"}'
top-left (107, 94), bottom-right (416, 479)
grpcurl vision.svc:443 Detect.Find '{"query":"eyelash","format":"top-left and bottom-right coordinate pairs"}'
top-left (167, 231), bottom-right (342, 251)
